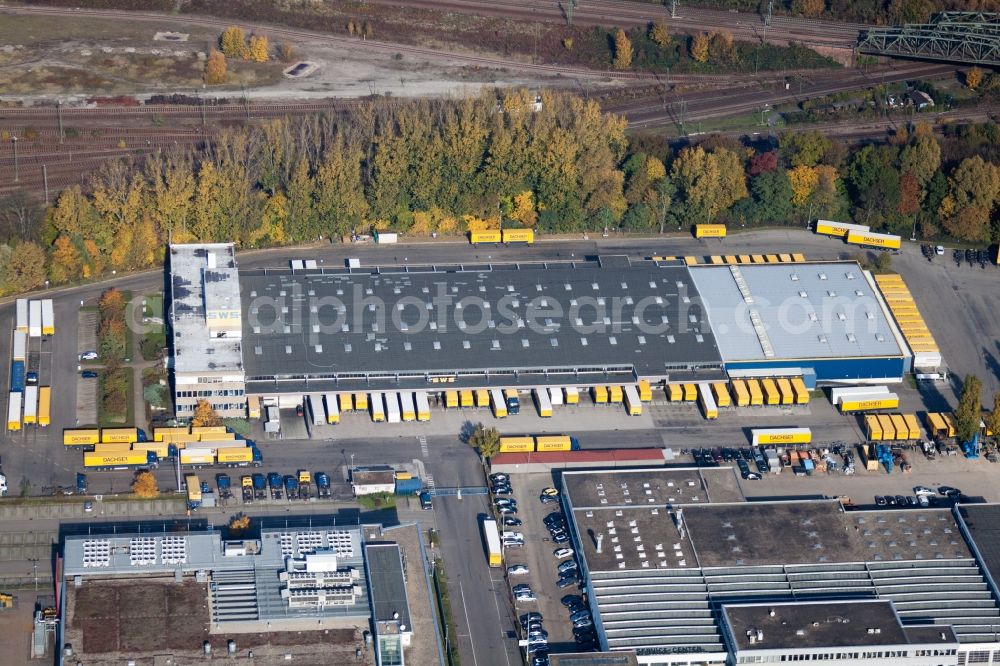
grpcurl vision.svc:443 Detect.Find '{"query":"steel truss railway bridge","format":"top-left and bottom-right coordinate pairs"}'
top-left (858, 12), bottom-right (1000, 66)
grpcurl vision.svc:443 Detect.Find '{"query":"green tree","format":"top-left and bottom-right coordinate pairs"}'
top-left (649, 21), bottom-right (670, 48)
top-left (984, 392), bottom-right (1000, 442)
top-left (792, 0), bottom-right (825, 17)
top-left (314, 139), bottom-right (369, 237)
top-left (955, 375), bottom-right (983, 444)
top-left (899, 134), bottom-right (940, 189)
top-left (670, 146), bottom-right (747, 222)
top-left (780, 131), bottom-right (833, 168)
top-left (468, 424), bottom-right (501, 459)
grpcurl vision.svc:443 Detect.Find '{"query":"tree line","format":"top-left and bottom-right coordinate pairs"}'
top-left (0, 90), bottom-right (999, 296)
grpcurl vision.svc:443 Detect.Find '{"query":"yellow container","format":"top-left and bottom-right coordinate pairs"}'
top-left (445, 390), bottom-right (459, 408)
top-left (475, 389), bottom-right (489, 407)
top-left (638, 380), bottom-right (652, 401)
top-left (747, 380), bottom-right (764, 406)
top-left (470, 230), bottom-right (502, 244)
top-left (592, 386), bottom-right (608, 404)
top-left (354, 393), bottom-right (369, 410)
top-left (776, 378), bottom-right (794, 405)
top-left (608, 386), bottom-right (624, 403)
top-left (761, 379), bottom-right (780, 405)
top-left (694, 223), bottom-right (726, 238)
top-left (502, 228), bottom-right (534, 244)
top-left (499, 437), bottom-right (535, 453)
top-left (339, 393), bottom-right (354, 412)
top-left (682, 384), bottom-right (697, 402)
top-left (460, 390), bottom-right (474, 408)
top-left (730, 380), bottom-right (750, 407)
top-left (712, 382), bottom-right (731, 408)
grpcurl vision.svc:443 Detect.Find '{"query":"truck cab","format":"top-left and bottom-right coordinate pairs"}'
top-left (315, 472), bottom-right (331, 499)
top-left (505, 389), bottom-right (520, 415)
top-left (216, 473), bottom-right (232, 499)
top-left (284, 475), bottom-right (299, 500)
top-left (298, 470), bottom-right (312, 501)
top-left (267, 472), bottom-right (283, 500)
top-left (250, 444), bottom-right (263, 467)
top-left (240, 475), bottom-right (254, 503)
top-left (251, 473), bottom-right (267, 500)
top-left (76, 473), bottom-right (88, 495)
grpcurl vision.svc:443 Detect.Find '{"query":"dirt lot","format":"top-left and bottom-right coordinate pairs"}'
top-left (64, 578), bottom-right (369, 665)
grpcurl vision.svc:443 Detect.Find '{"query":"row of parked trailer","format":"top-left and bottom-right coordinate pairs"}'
top-left (7, 299), bottom-right (55, 431)
top-left (814, 220), bottom-right (902, 251)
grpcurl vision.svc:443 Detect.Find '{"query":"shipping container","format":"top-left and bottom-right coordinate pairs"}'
top-left (339, 392), bottom-right (353, 412)
top-left (460, 389), bottom-right (474, 408)
top-left (683, 384), bottom-right (697, 401)
top-left (790, 377), bottom-right (810, 404)
top-left (697, 383), bottom-right (717, 420)
top-left (395, 476), bottom-right (423, 495)
top-left (829, 386), bottom-right (891, 405)
top-left (564, 387), bottom-right (580, 404)
top-left (470, 230), bottom-right (502, 244)
top-left (385, 392), bottom-right (401, 424)
top-left (490, 389), bottom-right (508, 418)
top-left (890, 414), bottom-right (910, 440)
top-left (840, 394), bottom-right (900, 412)
top-left (608, 385), bottom-right (624, 403)
top-left (399, 391), bottom-right (416, 422)
top-left (190, 426), bottom-right (227, 436)
top-left (666, 384), bottom-right (683, 402)
top-left (179, 448), bottom-right (215, 466)
top-left (877, 414), bottom-right (896, 441)
top-left (444, 390), bottom-right (459, 408)
top-left (925, 412), bottom-right (947, 437)
top-left (6, 392), bottom-right (21, 431)
top-left (185, 473), bottom-right (202, 509)
top-left (37, 386), bottom-right (50, 426)
top-left (941, 413), bottom-right (956, 437)
top-left (623, 385), bottom-right (642, 416)
top-left (247, 395), bottom-right (261, 419)
top-left (903, 413), bottom-right (921, 440)
top-left (101, 427), bottom-right (146, 444)
top-left (15, 299), bottom-right (28, 333)
top-left (535, 435), bottom-right (576, 452)
top-left (592, 386), bottom-right (609, 404)
top-left (711, 382), bottom-right (731, 408)
top-left (12, 331), bottom-right (26, 362)
top-left (502, 228), bottom-right (534, 244)
top-left (761, 379), bottom-right (781, 406)
top-left (28, 300), bottom-right (41, 338)
top-left (41, 299), bottom-right (54, 336)
top-left (730, 380), bottom-right (750, 407)
top-left (84, 451), bottom-right (156, 469)
top-left (64, 428), bottom-right (101, 446)
top-left (374, 231), bottom-right (398, 244)
top-left (638, 380), bottom-right (652, 402)
top-left (10, 360), bottom-right (25, 393)
top-left (324, 393), bottom-right (341, 424)
top-left (815, 219), bottom-right (870, 237)
top-left (306, 395), bottom-right (325, 426)
top-left (533, 388), bottom-right (553, 417)
top-left (846, 230), bottom-right (901, 250)
top-left (354, 393), bottom-right (368, 411)
top-left (499, 436), bottom-right (535, 453)
top-left (482, 518), bottom-right (502, 567)
top-left (751, 427), bottom-right (812, 445)
top-left (865, 415), bottom-right (883, 441)
top-left (694, 223), bottom-right (727, 238)
top-left (476, 389), bottom-right (490, 407)
top-left (22, 385), bottom-right (37, 424)
top-left (415, 391), bottom-right (431, 421)
top-left (154, 426), bottom-right (190, 442)
top-left (776, 378), bottom-right (794, 406)
top-left (747, 380), bottom-right (764, 406)
top-left (370, 393), bottom-right (385, 422)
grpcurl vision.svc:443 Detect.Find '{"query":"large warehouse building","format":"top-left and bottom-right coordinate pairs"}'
top-left (168, 244), bottom-right (920, 418)
top-left (560, 468), bottom-right (1000, 666)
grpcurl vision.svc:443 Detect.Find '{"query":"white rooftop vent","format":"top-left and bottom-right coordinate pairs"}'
top-left (819, 272), bottom-right (828, 280)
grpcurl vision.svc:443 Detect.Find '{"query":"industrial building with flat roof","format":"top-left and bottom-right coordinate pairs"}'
top-left (559, 468), bottom-right (1000, 666)
top-left (166, 248), bottom-right (919, 418)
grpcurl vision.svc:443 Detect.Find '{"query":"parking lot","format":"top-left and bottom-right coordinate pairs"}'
top-left (490, 470), bottom-right (596, 661)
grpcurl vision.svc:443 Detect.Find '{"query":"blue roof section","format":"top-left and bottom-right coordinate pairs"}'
top-left (689, 263), bottom-right (904, 363)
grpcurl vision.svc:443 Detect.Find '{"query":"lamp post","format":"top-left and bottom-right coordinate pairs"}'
top-left (11, 136), bottom-right (18, 183)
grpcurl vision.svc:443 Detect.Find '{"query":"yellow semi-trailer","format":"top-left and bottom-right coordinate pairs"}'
top-left (339, 392), bottom-right (353, 412)
top-left (750, 427), bottom-right (812, 445)
top-left (667, 384), bottom-right (683, 402)
top-left (564, 387), bottom-right (580, 404)
top-left (490, 389), bottom-right (508, 418)
top-left (711, 382), bottom-right (731, 408)
top-left (444, 390), bottom-right (459, 409)
top-left (179, 448), bottom-right (215, 466)
top-left (683, 384), bottom-right (697, 401)
top-left (638, 380), bottom-right (652, 401)
top-left (846, 230), bottom-right (902, 250)
top-left (132, 442), bottom-right (170, 459)
top-left (460, 389), bottom-right (474, 409)
top-left (623, 385), bottom-right (642, 416)
top-left (592, 386), bottom-right (609, 404)
top-left (370, 392), bottom-right (385, 422)
top-left (730, 380), bottom-right (750, 407)
top-left (840, 395), bottom-right (900, 412)
top-left (470, 230), bottom-right (502, 244)
top-left (499, 436), bottom-right (535, 453)
top-left (399, 392), bottom-right (416, 422)
top-left (608, 385), bottom-right (624, 403)
top-left (154, 426), bottom-right (190, 441)
top-left (697, 383), bottom-right (718, 420)
top-left (216, 447), bottom-right (253, 464)
top-left (247, 395), bottom-right (261, 419)
top-left (482, 518), bottom-right (502, 567)
top-left (761, 379), bottom-right (781, 406)
top-left (415, 391), bottom-right (431, 422)
top-left (101, 428), bottom-right (144, 444)
top-left (747, 380), bottom-right (764, 406)
top-left (535, 435), bottom-right (574, 452)
top-left (324, 393), bottom-right (341, 424)
top-left (191, 426), bottom-right (228, 436)
top-left (354, 393), bottom-right (368, 411)
top-left (63, 428), bottom-right (101, 447)
top-left (501, 228), bottom-right (534, 244)
top-left (533, 388), bottom-right (553, 417)
top-left (84, 451), bottom-right (157, 469)
top-left (815, 219), bottom-right (870, 237)
top-left (37, 386), bottom-right (51, 427)
top-left (92, 442), bottom-right (134, 455)
top-left (775, 378), bottom-right (794, 405)
top-left (694, 223), bottom-right (727, 238)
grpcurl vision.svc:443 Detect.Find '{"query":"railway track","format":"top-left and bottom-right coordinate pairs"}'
top-left (360, 0), bottom-right (862, 48)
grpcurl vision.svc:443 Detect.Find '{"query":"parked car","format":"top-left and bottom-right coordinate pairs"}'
top-left (913, 486), bottom-right (935, 496)
top-left (570, 609), bottom-right (591, 622)
top-left (507, 564), bottom-right (530, 576)
top-left (419, 491), bottom-right (433, 510)
top-left (81, 371), bottom-right (98, 379)
top-left (79, 350), bottom-right (99, 361)
top-left (540, 494), bottom-right (558, 505)
top-left (512, 583), bottom-right (533, 594)
top-left (558, 560), bottom-right (579, 575)
top-left (521, 612), bottom-right (542, 627)
top-left (503, 517), bottom-right (523, 527)
top-left (552, 533), bottom-right (569, 544)
top-left (936, 245), bottom-right (945, 256)
top-left (561, 594), bottom-right (584, 608)
top-left (497, 506), bottom-right (517, 515)
top-left (894, 495), bottom-right (907, 506)
top-left (556, 576), bottom-right (579, 589)
top-left (743, 471), bottom-right (762, 481)
top-left (573, 617), bottom-right (594, 628)
top-left (554, 548), bottom-right (574, 559)
top-left (490, 473), bottom-right (509, 484)
top-left (939, 486), bottom-right (962, 497)
top-left (541, 487), bottom-right (559, 497)
top-left (875, 496), bottom-right (887, 506)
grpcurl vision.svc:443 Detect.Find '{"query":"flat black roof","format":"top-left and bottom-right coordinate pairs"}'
top-left (239, 258), bottom-right (725, 392)
top-left (723, 600), bottom-right (908, 651)
top-left (958, 504), bottom-right (1000, 588)
top-left (365, 542), bottom-right (411, 630)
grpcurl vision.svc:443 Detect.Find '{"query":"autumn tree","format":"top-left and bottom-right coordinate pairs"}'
top-left (966, 66), bottom-right (984, 90)
top-left (278, 42), bottom-right (296, 62)
top-left (220, 26), bottom-right (249, 59)
top-left (690, 33), bottom-right (710, 62)
top-left (132, 471), bottom-right (159, 498)
top-left (49, 236), bottom-right (81, 283)
top-left (612, 28), bottom-right (633, 70)
top-left (670, 146), bottom-right (748, 222)
top-left (468, 424), bottom-right (501, 459)
top-left (955, 375), bottom-right (983, 444)
top-left (748, 150), bottom-right (779, 176)
top-left (248, 34), bottom-right (270, 63)
top-left (791, 0), bottom-right (825, 17)
top-left (1, 242), bottom-right (46, 295)
top-left (191, 399), bottom-right (223, 427)
top-left (229, 513), bottom-right (251, 536)
top-left (898, 133), bottom-right (940, 188)
top-left (204, 49), bottom-right (227, 85)
top-left (649, 21), bottom-right (670, 48)
top-left (780, 131), bottom-right (832, 168)
top-left (788, 165), bottom-right (819, 207)
top-left (939, 156), bottom-right (1000, 241)
top-left (708, 30), bottom-right (735, 63)
top-left (984, 392), bottom-right (1000, 443)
